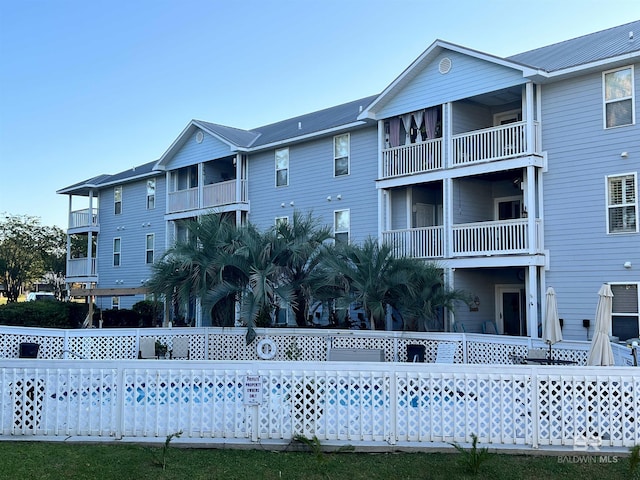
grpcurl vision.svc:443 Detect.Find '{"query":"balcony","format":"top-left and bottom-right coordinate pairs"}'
top-left (68, 208), bottom-right (98, 230)
top-left (383, 219), bottom-right (542, 259)
top-left (66, 257), bottom-right (97, 279)
top-left (452, 121), bottom-right (539, 166)
top-left (382, 138), bottom-right (443, 178)
top-left (383, 226), bottom-right (444, 258)
top-left (168, 179), bottom-right (248, 214)
top-left (381, 122), bottom-right (540, 179)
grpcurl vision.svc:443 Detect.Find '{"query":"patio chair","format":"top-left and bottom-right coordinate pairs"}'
top-left (407, 344), bottom-right (425, 362)
top-left (138, 337), bottom-right (156, 359)
top-left (435, 342), bottom-right (456, 364)
top-left (171, 337), bottom-right (190, 360)
top-left (19, 342), bottom-right (39, 358)
top-left (453, 322), bottom-right (466, 333)
top-left (482, 321), bottom-right (499, 335)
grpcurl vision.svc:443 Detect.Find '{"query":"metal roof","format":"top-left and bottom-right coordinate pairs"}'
top-left (508, 20), bottom-right (640, 72)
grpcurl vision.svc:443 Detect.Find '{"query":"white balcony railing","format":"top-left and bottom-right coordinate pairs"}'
top-left (66, 257), bottom-right (97, 277)
top-left (69, 208), bottom-right (98, 229)
top-left (452, 219), bottom-right (536, 256)
top-left (382, 138), bottom-right (443, 178)
top-left (168, 180), bottom-right (248, 214)
top-left (452, 121), bottom-right (539, 166)
top-left (384, 219), bottom-right (541, 258)
top-left (203, 179), bottom-right (247, 208)
top-left (382, 226), bottom-right (444, 258)
top-left (168, 187), bottom-right (198, 213)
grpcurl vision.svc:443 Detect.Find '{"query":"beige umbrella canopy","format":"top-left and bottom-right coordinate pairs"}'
top-left (543, 287), bottom-right (562, 360)
top-left (587, 284), bottom-right (615, 366)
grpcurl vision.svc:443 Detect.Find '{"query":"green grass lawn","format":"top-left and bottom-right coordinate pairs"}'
top-left (0, 442), bottom-right (635, 480)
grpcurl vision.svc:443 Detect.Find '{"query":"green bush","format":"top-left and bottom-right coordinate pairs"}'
top-left (132, 300), bottom-right (163, 327)
top-left (0, 301), bottom-right (85, 328)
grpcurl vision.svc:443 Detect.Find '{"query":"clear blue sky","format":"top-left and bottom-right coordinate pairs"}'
top-left (1, 0), bottom-right (638, 229)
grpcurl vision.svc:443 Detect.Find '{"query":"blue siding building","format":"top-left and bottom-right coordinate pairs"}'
top-left (58, 21), bottom-right (639, 340)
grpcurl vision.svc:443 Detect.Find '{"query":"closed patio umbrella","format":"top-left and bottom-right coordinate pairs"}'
top-left (543, 287), bottom-right (562, 360)
top-left (587, 284), bottom-right (615, 366)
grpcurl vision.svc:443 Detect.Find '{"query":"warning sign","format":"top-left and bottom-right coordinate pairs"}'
top-left (243, 375), bottom-right (263, 405)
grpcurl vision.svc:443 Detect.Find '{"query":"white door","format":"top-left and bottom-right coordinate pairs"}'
top-left (496, 286), bottom-right (525, 336)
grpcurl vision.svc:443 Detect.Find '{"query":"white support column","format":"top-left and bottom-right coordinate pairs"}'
top-left (443, 177), bottom-right (453, 258)
top-left (525, 165), bottom-right (536, 254)
top-left (444, 103), bottom-right (452, 168)
top-left (198, 162), bottom-right (204, 210)
top-left (235, 153), bottom-right (242, 203)
top-left (527, 265), bottom-right (539, 339)
top-left (377, 119), bottom-right (385, 241)
top-left (525, 82), bottom-right (534, 154)
top-left (165, 171), bottom-right (171, 214)
top-left (87, 190), bottom-right (94, 276)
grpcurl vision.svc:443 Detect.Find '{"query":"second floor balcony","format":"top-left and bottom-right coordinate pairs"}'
top-left (68, 208), bottom-right (99, 231)
top-left (382, 121), bottom-right (540, 180)
top-left (383, 218), bottom-right (542, 259)
top-left (168, 179), bottom-right (248, 214)
top-left (66, 257), bottom-right (97, 280)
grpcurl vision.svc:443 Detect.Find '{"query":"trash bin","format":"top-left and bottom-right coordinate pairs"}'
top-left (407, 344), bottom-right (425, 362)
top-left (19, 342), bottom-right (39, 358)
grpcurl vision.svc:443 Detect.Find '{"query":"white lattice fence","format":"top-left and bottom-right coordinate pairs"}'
top-left (1, 361), bottom-right (638, 449)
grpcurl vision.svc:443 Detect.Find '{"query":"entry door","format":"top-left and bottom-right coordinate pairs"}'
top-left (496, 286), bottom-right (524, 336)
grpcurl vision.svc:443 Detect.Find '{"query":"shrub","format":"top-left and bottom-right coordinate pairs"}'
top-left (0, 301), bottom-right (81, 328)
top-left (132, 300), bottom-right (163, 327)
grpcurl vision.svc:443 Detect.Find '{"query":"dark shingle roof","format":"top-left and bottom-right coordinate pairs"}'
top-left (508, 20), bottom-right (640, 72)
top-left (194, 121), bottom-right (260, 148)
top-left (249, 95), bottom-right (378, 148)
top-left (57, 160), bottom-right (158, 194)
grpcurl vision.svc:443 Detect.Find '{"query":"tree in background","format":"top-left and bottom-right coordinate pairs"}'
top-left (0, 214), bottom-right (66, 302)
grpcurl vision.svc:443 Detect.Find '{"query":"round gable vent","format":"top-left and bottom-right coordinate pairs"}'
top-left (195, 130), bottom-right (204, 143)
top-left (439, 57), bottom-right (452, 74)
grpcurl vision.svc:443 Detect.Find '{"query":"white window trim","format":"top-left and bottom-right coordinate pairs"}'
top-left (609, 282), bottom-right (640, 339)
top-left (333, 133), bottom-right (350, 177)
top-left (275, 216), bottom-right (289, 226)
top-left (111, 296), bottom-right (120, 310)
top-left (146, 179), bottom-right (156, 210)
top-left (605, 172), bottom-right (638, 234)
top-left (494, 195), bottom-right (522, 220)
top-left (146, 233), bottom-right (154, 264)
top-left (113, 237), bottom-right (121, 267)
top-left (334, 208), bottom-right (350, 244)
top-left (114, 185), bottom-right (122, 215)
top-left (275, 148), bottom-right (289, 187)
top-left (602, 65), bottom-right (635, 129)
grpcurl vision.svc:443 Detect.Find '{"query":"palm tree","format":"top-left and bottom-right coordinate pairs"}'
top-left (320, 237), bottom-right (469, 331)
top-left (147, 214), bottom-right (237, 327)
top-left (397, 262), bottom-right (470, 331)
top-left (271, 211), bottom-right (333, 327)
top-left (204, 222), bottom-right (293, 343)
top-left (320, 237), bottom-right (415, 330)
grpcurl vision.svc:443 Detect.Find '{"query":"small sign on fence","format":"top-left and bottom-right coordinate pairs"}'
top-left (243, 375), bottom-right (263, 405)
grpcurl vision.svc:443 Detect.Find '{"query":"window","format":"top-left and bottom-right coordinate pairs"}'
top-left (611, 283), bottom-right (639, 341)
top-left (275, 148), bottom-right (289, 187)
top-left (603, 66), bottom-right (634, 128)
top-left (114, 186), bottom-right (122, 215)
top-left (113, 238), bottom-right (121, 267)
top-left (334, 209), bottom-right (350, 244)
top-left (275, 216), bottom-right (289, 227)
top-left (111, 296), bottom-right (120, 310)
top-left (334, 133), bottom-right (350, 176)
top-left (146, 179), bottom-right (155, 209)
top-left (146, 234), bottom-right (154, 264)
top-left (607, 173), bottom-right (638, 233)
